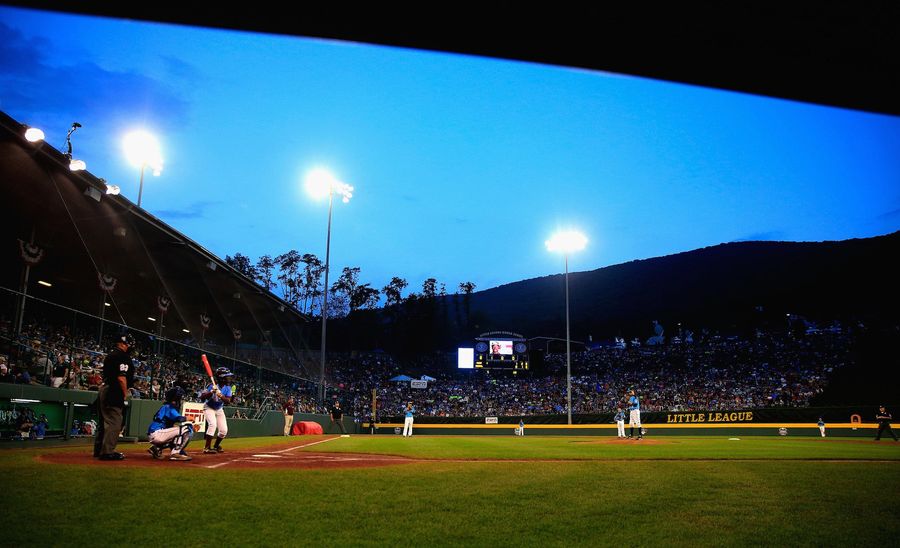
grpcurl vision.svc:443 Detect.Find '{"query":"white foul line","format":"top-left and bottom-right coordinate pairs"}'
top-left (273, 436), bottom-right (342, 454)
top-left (204, 436), bottom-right (343, 468)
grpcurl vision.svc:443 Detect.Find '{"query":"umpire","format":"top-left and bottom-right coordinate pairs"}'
top-left (330, 400), bottom-right (347, 435)
top-left (874, 405), bottom-right (898, 441)
top-left (93, 333), bottom-right (135, 460)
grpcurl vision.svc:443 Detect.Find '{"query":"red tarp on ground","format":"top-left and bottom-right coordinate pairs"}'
top-left (291, 421), bottom-right (323, 435)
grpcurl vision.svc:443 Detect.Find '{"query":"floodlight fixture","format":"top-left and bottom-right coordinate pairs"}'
top-left (24, 127), bottom-right (45, 143)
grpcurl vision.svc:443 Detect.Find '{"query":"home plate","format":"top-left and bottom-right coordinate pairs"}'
top-left (252, 454), bottom-right (283, 458)
top-left (728, 438), bottom-right (741, 441)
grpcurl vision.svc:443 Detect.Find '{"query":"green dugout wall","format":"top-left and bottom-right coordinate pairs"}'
top-left (0, 384), bottom-right (360, 440)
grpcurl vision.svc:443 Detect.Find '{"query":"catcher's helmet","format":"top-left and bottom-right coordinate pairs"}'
top-left (165, 385), bottom-right (185, 404)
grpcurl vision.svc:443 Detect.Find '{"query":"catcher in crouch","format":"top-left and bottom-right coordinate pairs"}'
top-left (201, 367), bottom-right (234, 454)
top-left (147, 386), bottom-right (194, 461)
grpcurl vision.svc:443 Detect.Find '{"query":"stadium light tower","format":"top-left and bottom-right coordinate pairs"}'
top-left (123, 130), bottom-right (164, 207)
top-left (546, 229), bottom-right (588, 425)
top-left (305, 167), bottom-right (354, 405)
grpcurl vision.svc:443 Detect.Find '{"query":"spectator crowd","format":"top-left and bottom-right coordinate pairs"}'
top-left (2, 319), bottom-right (854, 424)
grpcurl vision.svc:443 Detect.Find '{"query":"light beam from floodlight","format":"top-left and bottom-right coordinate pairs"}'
top-left (546, 229), bottom-right (588, 425)
top-left (123, 130), bottom-right (164, 207)
top-left (304, 167), bottom-right (354, 405)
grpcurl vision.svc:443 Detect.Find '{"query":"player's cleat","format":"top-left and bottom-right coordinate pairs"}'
top-left (203, 448), bottom-right (217, 454)
top-left (147, 446), bottom-right (162, 459)
top-left (169, 453), bottom-right (193, 461)
top-left (214, 446), bottom-right (224, 453)
top-left (98, 453), bottom-right (126, 461)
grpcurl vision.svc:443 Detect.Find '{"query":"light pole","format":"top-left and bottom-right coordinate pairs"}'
top-left (546, 229), bottom-right (588, 425)
top-left (305, 168), bottom-right (354, 406)
top-left (123, 130), bottom-right (163, 207)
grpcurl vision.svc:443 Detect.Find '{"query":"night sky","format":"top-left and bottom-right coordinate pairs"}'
top-left (2, 6), bottom-right (899, 297)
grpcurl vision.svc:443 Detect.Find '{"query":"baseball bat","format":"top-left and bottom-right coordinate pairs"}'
top-left (201, 354), bottom-right (219, 391)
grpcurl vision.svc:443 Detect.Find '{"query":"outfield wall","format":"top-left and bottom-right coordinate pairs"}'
top-left (0, 384), bottom-right (360, 440)
top-left (376, 405), bottom-right (891, 437)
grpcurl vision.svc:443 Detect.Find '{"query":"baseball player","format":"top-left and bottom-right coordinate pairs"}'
top-left (515, 418), bottom-right (525, 436)
top-left (147, 386), bottom-right (194, 461)
top-left (200, 367), bottom-right (234, 453)
top-left (874, 405), bottom-right (898, 441)
top-left (614, 407), bottom-right (626, 438)
top-left (627, 390), bottom-right (642, 440)
top-left (817, 417), bottom-right (826, 438)
top-left (402, 401), bottom-right (415, 437)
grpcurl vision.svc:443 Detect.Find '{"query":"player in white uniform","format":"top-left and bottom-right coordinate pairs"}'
top-left (402, 402), bottom-right (415, 437)
top-left (817, 417), bottom-right (826, 437)
top-left (627, 390), bottom-right (642, 440)
top-left (201, 367), bottom-right (233, 454)
top-left (614, 408), bottom-right (626, 438)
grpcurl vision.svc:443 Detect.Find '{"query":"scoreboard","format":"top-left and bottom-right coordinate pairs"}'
top-left (473, 336), bottom-right (528, 370)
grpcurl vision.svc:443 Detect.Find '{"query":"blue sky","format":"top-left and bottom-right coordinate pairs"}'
top-left (2, 6), bottom-right (899, 296)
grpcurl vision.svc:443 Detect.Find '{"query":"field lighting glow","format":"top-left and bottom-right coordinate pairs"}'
top-left (305, 167), bottom-right (354, 203)
top-left (123, 130), bottom-right (164, 175)
top-left (545, 230), bottom-right (588, 253)
top-left (24, 127), bottom-right (44, 142)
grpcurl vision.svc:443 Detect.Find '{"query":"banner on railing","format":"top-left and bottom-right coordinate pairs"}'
top-left (181, 402), bottom-right (206, 433)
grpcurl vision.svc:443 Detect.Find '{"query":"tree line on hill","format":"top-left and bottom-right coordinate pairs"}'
top-left (225, 231), bottom-right (900, 358)
top-left (224, 251), bottom-right (480, 356)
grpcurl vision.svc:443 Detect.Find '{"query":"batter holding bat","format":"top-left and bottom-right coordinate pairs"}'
top-left (200, 355), bottom-right (233, 454)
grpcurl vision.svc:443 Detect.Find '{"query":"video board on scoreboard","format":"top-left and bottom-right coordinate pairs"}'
top-left (469, 332), bottom-right (528, 370)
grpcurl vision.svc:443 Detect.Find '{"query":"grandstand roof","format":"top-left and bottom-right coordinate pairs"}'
top-left (0, 110), bottom-right (312, 365)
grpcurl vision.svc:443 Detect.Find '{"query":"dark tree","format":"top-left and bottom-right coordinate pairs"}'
top-left (300, 254), bottom-right (325, 315)
top-left (225, 253), bottom-right (258, 280)
top-left (382, 277), bottom-right (408, 307)
top-left (256, 254), bottom-right (277, 292)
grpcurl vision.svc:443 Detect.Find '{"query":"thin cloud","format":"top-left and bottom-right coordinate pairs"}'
top-left (156, 200), bottom-right (221, 220)
top-left (0, 21), bottom-right (193, 132)
top-left (731, 231), bottom-right (785, 242)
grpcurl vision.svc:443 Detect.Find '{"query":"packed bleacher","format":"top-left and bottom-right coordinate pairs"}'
top-left (1, 318), bottom-right (854, 421)
top-left (0, 320), bottom-right (328, 415)
top-left (332, 329), bottom-right (852, 419)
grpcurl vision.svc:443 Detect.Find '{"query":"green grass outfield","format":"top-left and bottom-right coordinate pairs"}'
top-left (2, 435), bottom-right (899, 547)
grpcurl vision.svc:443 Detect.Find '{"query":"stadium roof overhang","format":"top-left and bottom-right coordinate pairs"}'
top-left (3, 3), bottom-right (897, 116)
top-left (0, 110), bottom-right (311, 361)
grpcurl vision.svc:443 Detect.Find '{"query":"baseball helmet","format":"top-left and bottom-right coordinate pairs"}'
top-left (165, 386), bottom-right (185, 404)
top-left (119, 333), bottom-right (136, 346)
top-left (215, 366), bottom-right (234, 378)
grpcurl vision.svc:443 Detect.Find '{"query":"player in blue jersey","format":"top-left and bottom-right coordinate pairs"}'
top-left (627, 390), bottom-right (642, 440)
top-left (402, 402), bottom-right (415, 437)
top-left (514, 418), bottom-right (525, 436)
top-left (201, 367), bottom-right (233, 454)
top-left (147, 386), bottom-right (194, 461)
top-left (614, 407), bottom-right (626, 438)
top-left (817, 417), bottom-right (826, 437)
